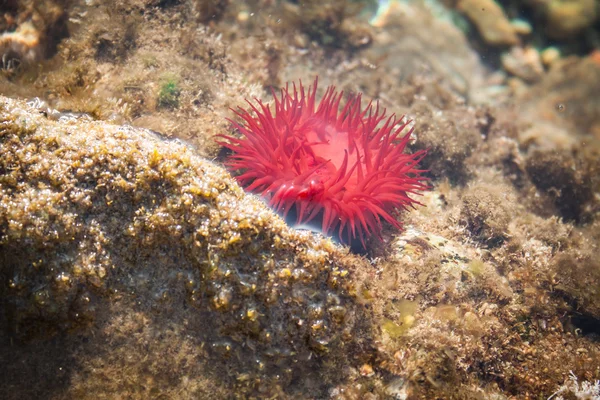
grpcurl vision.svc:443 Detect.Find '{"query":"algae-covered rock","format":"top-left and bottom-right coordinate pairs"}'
top-left (460, 183), bottom-right (511, 246)
top-left (411, 102), bottom-right (483, 184)
top-left (0, 96), bottom-right (373, 399)
top-left (501, 46), bottom-right (545, 83)
top-left (525, 147), bottom-right (597, 223)
top-left (456, 0), bottom-right (519, 46)
top-left (281, 0), bottom-right (373, 49)
top-left (544, 0), bottom-right (597, 39)
top-left (0, 0), bottom-right (68, 68)
top-left (518, 56), bottom-right (600, 139)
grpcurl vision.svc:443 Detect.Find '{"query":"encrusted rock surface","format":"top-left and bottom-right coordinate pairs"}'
top-left (456, 0), bottom-right (519, 46)
top-left (0, 96), bottom-right (373, 399)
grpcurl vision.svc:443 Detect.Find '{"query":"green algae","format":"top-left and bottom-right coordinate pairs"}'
top-left (157, 75), bottom-right (181, 109)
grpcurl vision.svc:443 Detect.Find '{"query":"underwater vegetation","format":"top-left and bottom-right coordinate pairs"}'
top-left (0, 0), bottom-right (599, 399)
top-left (157, 75), bottom-right (181, 109)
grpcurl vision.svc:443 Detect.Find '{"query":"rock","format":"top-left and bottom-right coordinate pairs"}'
top-left (0, 1), bottom-right (67, 69)
top-left (501, 46), bottom-right (545, 83)
top-left (525, 147), bottom-right (597, 223)
top-left (460, 183), bottom-right (511, 246)
top-left (545, 0), bottom-right (597, 39)
top-left (457, 0), bottom-right (519, 46)
top-left (510, 18), bottom-right (533, 36)
top-left (541, 46), bottom-right (561, 67)
top-left (518, 56), bottom-right (600, 138)
top-left (365, 1), bottom-right (488, 99)
top-left (0, 96), bottom-right (373, 399)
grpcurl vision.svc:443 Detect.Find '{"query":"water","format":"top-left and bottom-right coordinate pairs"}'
top-left (0, 0), bottom-right (598, 399)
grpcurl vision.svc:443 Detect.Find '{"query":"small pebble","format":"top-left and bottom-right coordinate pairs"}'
top-left (541, 47), bottom-right (561, 67)
top-left (501, 46), bottom-right (544, 83)
top-left (511, 18), bottom-right (533, 36)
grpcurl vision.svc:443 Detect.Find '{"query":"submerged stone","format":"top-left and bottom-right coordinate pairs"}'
top-left (0, 96), bottom-right (373, 399)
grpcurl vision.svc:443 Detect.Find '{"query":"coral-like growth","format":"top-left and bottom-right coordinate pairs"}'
top-left (219, 78), bottom-right (428, 246)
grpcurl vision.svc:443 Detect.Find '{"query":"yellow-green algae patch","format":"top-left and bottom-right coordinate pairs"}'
top-left (0, 96), bottom-right (374, 399)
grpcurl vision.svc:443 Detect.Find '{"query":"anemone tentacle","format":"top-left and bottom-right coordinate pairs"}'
top-left (218, 78), bottom-right (428, 247)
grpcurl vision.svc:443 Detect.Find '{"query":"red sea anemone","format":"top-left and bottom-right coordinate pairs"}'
top-left (219, 78), bottom-right (428, 248)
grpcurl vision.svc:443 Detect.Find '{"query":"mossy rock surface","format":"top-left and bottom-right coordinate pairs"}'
top-left (0, 96), bottom-right (373, 399)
